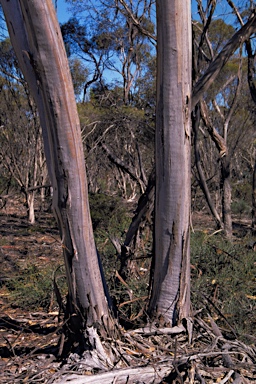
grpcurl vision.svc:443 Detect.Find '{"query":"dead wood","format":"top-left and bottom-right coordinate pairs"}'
top-left (53, 364), bottom-right (172, 384)
top-left (1, 308), bottom-right (255, 384)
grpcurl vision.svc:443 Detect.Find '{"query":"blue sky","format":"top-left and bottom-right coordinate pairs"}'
top-left (55, 1), bottom-right (235, 25)
top-left (55, 1), bottom-right (199, 22)
top-left (55, 1), bottom-right (202, 23)
top-left (56, 0), bottom-right (70, 24)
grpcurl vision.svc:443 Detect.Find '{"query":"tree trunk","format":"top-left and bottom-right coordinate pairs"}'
top-left (221, 156), bottom-right (233, 240)
top-left (148, 0), bottom-right (191, 325)
top-left (245, 39), bottom-right (256, 231)
top-left (119, 169), bottom-right (155, 279)
top-left (27, 190), bottom-right (36, 224)
top-left (252, 159), bottom-right (256, 231)
top-left (192, 105), bottom-right (223, 229)
top-left (0, 0), bottom-right (114, 349)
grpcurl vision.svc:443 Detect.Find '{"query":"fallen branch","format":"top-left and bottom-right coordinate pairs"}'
top-left (53, 363), bottom-right (173, 384)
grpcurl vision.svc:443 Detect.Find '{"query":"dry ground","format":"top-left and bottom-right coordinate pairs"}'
top-left (0, 199), bottom-right (255, 383)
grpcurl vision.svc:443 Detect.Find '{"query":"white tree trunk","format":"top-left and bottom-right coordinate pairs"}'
top-left (149, 0), bottom-right (192, 325)
top-left (27, 190), bottom-right (35, 224)
top-left (221, 156), bottom-right (233, 240)
top-left (0, 0), bottom-right (113, 341)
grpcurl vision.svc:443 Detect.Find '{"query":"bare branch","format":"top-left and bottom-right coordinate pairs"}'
top-left (200, 100), bottom-right (227, 157)
top-left (115, 0), bottom-right (156, 43)
top-left (192, 11), bottom-right (256, 109)
top-left (101, 142), bottom-right (146, 193)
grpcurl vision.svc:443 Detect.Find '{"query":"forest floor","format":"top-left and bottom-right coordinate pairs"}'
top-left (0, 199), bottom-right (255, 383)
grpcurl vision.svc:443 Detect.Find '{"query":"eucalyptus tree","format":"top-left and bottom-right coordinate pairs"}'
top-left (0, 0), bottom-right (191, 348)
top-left (0, 38), bottom-right (47, 223)
top-left (193, 13), bottom-right (243, 239)
top-left (192, 1), bottom-right (256, 238)
top-left (62, 0), bottom-right (156, 104)
top-left (1, 0), bottom-right (256, 361)
top-left (147, 0), bottom-right (192, 325)
top-left (226, 0), bottom-right (256, 230)
top-left (61, 0), bottom-right (156, 206)
top-left (0, 0), bottom-right (116, 356)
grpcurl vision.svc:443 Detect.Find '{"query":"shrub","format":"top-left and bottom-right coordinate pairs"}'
top-left (4, 263), bottom-right (66, 311)
top-left (191, 231), bottom-right (256, 340)
top-left (231, 199), bottom-right (251, 217)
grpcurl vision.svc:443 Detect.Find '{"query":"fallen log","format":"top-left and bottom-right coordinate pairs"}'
top-left (54, 363), bottom-right (173, 384)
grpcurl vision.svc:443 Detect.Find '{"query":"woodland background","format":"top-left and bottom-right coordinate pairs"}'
top-left (0, 0), bottom-right (256, 383)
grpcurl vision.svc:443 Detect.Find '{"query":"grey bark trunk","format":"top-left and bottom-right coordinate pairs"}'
top-left (193, 106), bottom-right (223, 229)
top-left (0, 0), bottom-right (113, 347)
top-left (148, 1), bottom-right (191, 325)
top-left (119, 169), bottom-right (155, 279)
top-left (252, 160), bottom-right (256, 231)
top-left (245, 39), bottom-right (256, 231)
top-left (221, 156), bottom-right (233, 240)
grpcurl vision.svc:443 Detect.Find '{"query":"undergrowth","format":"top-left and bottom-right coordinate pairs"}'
top-left (3, 262), bottom-right (66, 311)
top-left (190, 230), bottom-right (256, 341)
top-left (1, 199), bottom-right (255, 341)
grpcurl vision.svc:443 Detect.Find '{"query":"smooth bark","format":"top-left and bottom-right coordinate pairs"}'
top-left (148, 1), bottom-right (191, 325)
top-left (27, 190), bottom-right (35, 224)
top-left (220, 156), bottom-right (233, 239)
top-left (0, 0), bottom-right (113, 345)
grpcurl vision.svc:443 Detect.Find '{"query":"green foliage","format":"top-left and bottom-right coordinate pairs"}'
top-left (208, 19), bottom-right (235, 53)
top-left (231, 199), bottom-right (251, 217)
top-left (89, 192), bottom-right (130, 234)
top-left (89, 191), bottom-right (150, 325)
top-left (232, 181), bottom-right (252, 217)
top-left (68, 58), bottom-right (88, 99)
top-left (77, 99), bottom-right (154, 202)
top-left (89, 191), bottom-right (131, 276)
top-left (191, 231), bottom-right (256, 340)
top-left (233, 181), bottom-right (252, 202)
top-left (4, 263), bottom-right (65, 310)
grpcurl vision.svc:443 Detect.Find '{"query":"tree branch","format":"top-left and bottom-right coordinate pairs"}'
top-left (192, 11), bottom-right (256, 109)
top-left (115, 0), bottom-right (156, 43)
top-left (200, 100), bottom-right (227, 157)
top-left (101, 142), bottom-right (146, 192)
